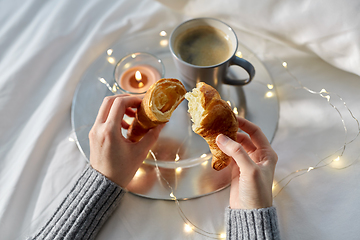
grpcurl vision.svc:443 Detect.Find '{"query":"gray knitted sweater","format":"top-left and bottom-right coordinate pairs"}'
top-left (28, 165), bottom-right (280, 240)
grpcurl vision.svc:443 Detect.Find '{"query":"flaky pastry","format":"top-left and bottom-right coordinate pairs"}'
top-left (127, 78), bottom-right (186, 142)
top-left (185, 82), bottom-right (238, 171)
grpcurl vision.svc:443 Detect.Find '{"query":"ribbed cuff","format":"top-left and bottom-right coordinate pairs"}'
top-left (29, 165), bottom-right (125, 240)
top-left (225, 206), bottom-right (280, 240)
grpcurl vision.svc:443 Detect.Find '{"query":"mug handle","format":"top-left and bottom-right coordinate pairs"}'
top-left (223, 56), bottom-right (255, 86)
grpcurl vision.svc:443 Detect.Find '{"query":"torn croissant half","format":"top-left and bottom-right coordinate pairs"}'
top-left (185, 82), bottom-right (238, 171)
top-left (127, 78), bottom-right (186, 142)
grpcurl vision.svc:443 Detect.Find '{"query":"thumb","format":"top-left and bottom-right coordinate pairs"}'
top-left (216, 134), bottom-right (257, 172)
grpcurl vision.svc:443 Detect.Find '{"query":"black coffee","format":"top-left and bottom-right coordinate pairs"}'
top-left (174, 26), bottom-right (231, 66)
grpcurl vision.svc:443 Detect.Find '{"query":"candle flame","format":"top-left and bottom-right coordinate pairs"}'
top-left (135, 70), bottom-right (144, 87)
top-left (135, 71), bottom-right (142, 81)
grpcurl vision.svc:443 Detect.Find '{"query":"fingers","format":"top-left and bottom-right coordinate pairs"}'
top-left (121, 119), bottom-right (130, 129)
top-left (106, 96), bottom-right (141, 126)
top-left (236, 132), bottom-right (257, 154)
top-left (216, 134), bottom-right (257, 172)
top-left (95, 96), bottom-right (117, 124)
top-left (237, 117), bottom-right (271, 149)
top-left (95, 94), bottom-right (133, 123)
top-left (125, 107), bottom-right (137, 118)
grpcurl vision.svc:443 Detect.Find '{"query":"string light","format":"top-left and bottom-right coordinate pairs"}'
top-left (233, 107), bottom-right (238, 115)
top-left (160, 39), bottom-right (169, 47)
top-left (236, 51), bottom-right (243, 58)
top-left (98, 77), bottom-right (117, 93)
top-left (148, 150), bottom-right (223, 239)
top-left (99, 77), bottom-right (106, 84)
top-left (265, 91), bottom-right (274, 98)
top-left (184, 224), bottom-right (193, 233)
top-left (159, 30), bottom-right (167, 37)
top-left (112, 83), bottom-right (117, 93)
top-left (107, 57), bottom-right (115, 64)
top-left (272, 58), bottom-right (360, 198)
top-left (106, 49), bottom-right (113, 56)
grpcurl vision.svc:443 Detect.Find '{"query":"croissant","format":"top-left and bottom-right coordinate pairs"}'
top-left (127, 78), bottom-right (186, 142)
top-left (185, 82), bottom-right (238, 171)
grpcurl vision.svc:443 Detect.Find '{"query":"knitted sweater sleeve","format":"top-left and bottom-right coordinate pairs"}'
top-left (225, 206), bottom-right (280, 240)
top-left (28, 165), bottom-right (125, 240)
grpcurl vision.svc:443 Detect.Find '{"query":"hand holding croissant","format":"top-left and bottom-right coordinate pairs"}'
top-left (127, 78), bottom-right (186, 142)
top-left (185, 82), bottom-right (238, 171)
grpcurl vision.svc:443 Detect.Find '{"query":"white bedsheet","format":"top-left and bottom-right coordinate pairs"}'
top-left (1, 0), bottom-right (360, 239)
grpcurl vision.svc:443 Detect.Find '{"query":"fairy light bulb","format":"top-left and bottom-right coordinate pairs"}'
top-left (235, 51), bottom-right (243, 58)
top-left (170, 192), bottom-right (176, 200)
top-left (176, 167), bottom-right (182, 174)
top-left (160, 39), bottom-right (168, 47)
top-left (233, 107), bottom-right (238, 115)
top-left (184, 224), bottom-right (193, 233)
top-left (107, 49), bottom-right (113, 55)
top-left (107, 57), bottom-right (115, 64)
top-left (266, 91), bottom-right (274, 98)
top-left (112, 83), bottom-right (117, 93)
top-left (99, 77), bottom-right (106, 84)
top-left (99, 77), bottom-right (117, 93)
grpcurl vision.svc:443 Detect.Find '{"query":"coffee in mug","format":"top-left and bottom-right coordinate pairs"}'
top-left (170, 18), bottom-right (255, 92)
top-left (173, 26), bottom-right (231, 67)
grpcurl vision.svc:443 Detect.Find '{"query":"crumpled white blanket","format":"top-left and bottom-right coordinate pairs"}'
top-left (0, 0), bottom-right (359, 240)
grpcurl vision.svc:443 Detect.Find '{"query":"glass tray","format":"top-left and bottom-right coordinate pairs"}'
top-left (71, 25), bottom-right (279, 200)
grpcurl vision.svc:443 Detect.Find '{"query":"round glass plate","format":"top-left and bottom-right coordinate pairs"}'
top-left (71, 25), bottom-right (279, 200)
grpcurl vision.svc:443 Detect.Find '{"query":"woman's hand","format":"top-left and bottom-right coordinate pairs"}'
top-left (89, 95), bottom-right (163, 188)
top-left (216, 117), bottom-right (278, 209)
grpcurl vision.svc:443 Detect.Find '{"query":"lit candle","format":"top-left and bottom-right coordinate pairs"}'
top-left (119, 65), bottom-right (160, 94)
